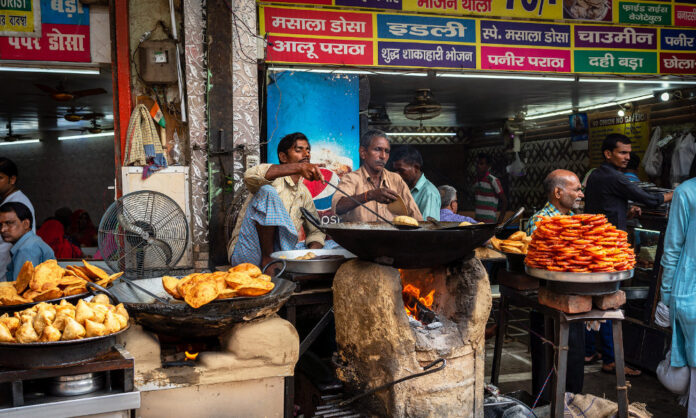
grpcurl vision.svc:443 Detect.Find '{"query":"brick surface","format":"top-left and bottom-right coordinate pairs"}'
top-left (499, 271), bottom-right (539, 290)
top-left (538, 287), bottom-right (592, 314)
top-left (593, 290), bottom-right (626, 310)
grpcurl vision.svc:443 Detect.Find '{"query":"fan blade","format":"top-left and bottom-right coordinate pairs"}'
top-left (35, 84), bottom-right (60, 94)
top-left (117, 211), bottom-right (147, 237)
top-left (72, 88), bottom-right (107, 98)
top-left (148, 238), bottom-right (173, 266)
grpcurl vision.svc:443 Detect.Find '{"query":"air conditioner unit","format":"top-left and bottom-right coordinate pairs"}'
top-left (121, 166), bottom-right (192, 268)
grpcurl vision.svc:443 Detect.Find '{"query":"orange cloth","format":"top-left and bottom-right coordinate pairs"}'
top-left (37, 220), bottom-right (83, 259)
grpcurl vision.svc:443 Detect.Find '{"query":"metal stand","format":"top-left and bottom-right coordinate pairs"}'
top-left (491, 285), bottom-right (629, 418)
top-left (281, 287), bottom-right (334, 418)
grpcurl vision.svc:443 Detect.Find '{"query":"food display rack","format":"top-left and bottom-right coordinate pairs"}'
top-left (525, 267), bottom-right (633, 295)
top-left (0, 345), bottom-right (139, 417)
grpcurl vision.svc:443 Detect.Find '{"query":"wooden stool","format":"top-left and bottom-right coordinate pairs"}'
top-left (491, 285), bottom-right (629, 418)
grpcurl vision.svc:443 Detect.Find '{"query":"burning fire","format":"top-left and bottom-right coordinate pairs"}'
top-left (402, 283), bottom-right (435, 320)
top-left (185, 351), bottom-right (199, 361)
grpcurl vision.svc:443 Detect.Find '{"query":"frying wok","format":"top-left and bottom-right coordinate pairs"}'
top-left (0, 325), bottom-right (130, 369)
top-left (108, 266), bottom-right (296, 337)
top-left (0, 284), bottom-right (129, 369)
top-left (301, 207), bottom-right (524, 269)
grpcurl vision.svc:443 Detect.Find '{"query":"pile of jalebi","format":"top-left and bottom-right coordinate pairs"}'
top-left (525, 214), bottom-right (636, 273)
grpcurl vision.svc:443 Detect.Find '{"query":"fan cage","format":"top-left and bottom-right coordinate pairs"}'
top-left (98, 190), bottom-right (189, 279)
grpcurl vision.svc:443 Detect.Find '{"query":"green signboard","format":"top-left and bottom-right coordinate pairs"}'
top-left (619, 1), bottom-right (671, 25)
top-left (574, 50), bottom-right (657, 74)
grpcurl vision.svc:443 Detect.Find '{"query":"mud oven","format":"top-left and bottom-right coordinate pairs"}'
top-left (333, 256), bottom-right (492, 417)
top-left (108, 255), bottom-right (490, 417)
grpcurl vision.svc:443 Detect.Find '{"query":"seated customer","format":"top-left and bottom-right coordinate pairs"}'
top-left (69, 209), bottom-right (98, 247)
top-left (0, 202), bottom-right (54, 281)
top-left (228, 132), bottom-right (325, 267)
top-left (438, 185), bottom-right (477, 224)
top-left (332, 129), bottom-right (421, 222)
top-left (0, 157), bottom-right (36, 278)
top-left (37, 218), bottom-right (83, 259)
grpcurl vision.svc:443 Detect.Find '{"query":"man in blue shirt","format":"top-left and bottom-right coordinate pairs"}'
top-left (391, 145), bottom-right (441, 220)
top-left (0, 202), bottom-right (54, 281)
top-left (437, 185), bottom-right (477, 224)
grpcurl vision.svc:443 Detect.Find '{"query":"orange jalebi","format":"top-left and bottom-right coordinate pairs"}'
top-left (525, 214), bottom-right (635, 273)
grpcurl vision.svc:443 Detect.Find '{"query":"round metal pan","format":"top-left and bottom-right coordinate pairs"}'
top-left (109, 276), bottom-right (296, 337)
top-left (0, 324), bottom-right (130, 369)
top-left (525, 266), bottom-right (634, 283)
top-left (300, 207), bottom-right (524, 269)
top-left (545, 280), bottom-right (621, 295)
top-left (270, 249), bottom-right (356, 274)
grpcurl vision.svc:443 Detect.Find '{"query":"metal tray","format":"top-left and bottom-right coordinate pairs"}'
top-left (270, 249), bottom-right (356, 274)
top-left (525, 266), bottom-right (634, 283)
top-left (0, 324), bottom-right (130, 369)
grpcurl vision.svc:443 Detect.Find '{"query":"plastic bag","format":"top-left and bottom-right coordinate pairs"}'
top-left (657, 349), bottom-right (690, 395)
top-left (169, 130), bottom-right (182, 165)
top-left (506, 152), bottom-right (526, 177)
top-left (642, 126), bottom-right (663, 178)
top-left (671, 133), bottom-right (696, 185)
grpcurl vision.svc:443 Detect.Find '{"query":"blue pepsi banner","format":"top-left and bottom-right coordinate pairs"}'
top-left (377, 13), bottom-right (475, 43)
top-left (266, 71), bottom-right (360, 216)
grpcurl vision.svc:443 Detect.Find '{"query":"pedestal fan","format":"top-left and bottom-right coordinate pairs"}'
top-left (98, 191), bottom-right (189, 279)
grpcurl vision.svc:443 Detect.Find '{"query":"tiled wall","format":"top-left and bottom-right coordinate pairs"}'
top-left (1, 134), bottom-right (115, 228)
top-left (458, 137), bottom-right (589, 213)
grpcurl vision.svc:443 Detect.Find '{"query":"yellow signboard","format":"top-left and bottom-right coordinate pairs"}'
top-left (588, 113), bottom-right (650, 168)
top-left (402, 0), bottom-right (563, 20)
top-left (0, 0), bottom-right (41, 37)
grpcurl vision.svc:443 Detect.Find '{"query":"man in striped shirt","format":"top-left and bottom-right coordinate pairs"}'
top-left (474, 153), bottom-right (508, 224)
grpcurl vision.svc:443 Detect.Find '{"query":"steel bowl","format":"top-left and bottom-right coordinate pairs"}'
top-left (48, 373), bottom-right (105, 397)
top-left (270, 249), bottom-right (356, 274)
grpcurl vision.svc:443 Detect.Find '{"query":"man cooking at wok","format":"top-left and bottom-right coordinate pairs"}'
top-left (331, 129), bottom-right (422, 223)
top-left (227, 132), bottom-right (325, 268)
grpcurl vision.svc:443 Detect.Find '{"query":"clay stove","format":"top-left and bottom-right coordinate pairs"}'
top-left (332, 256), bottom-right (491, 417)
top-left (117, 316), bottom-right (299, 417)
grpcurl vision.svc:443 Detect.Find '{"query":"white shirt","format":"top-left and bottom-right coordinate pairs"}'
top-left (0, 190), bottom-right (36, 279)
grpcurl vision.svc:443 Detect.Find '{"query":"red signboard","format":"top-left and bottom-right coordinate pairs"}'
top-left (675, 4), bottom-right (696, 27)
top-left (267, 35), bottom-right (373, 65)
top-left (660, 52), bottom-right (696, 74)
top-left (0, 23), bottom-right (90, 62)
top-left (263, 7), bottom-right (373, 38)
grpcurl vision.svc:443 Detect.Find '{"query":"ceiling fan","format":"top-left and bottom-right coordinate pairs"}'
top-left (35, 82), bottom-right (107, 102)
top-left (367, 106), bottom-right (391, 125)
top-left (70, 117), bottom-right (113, 134)
top-left (60, 106), bottom-right (104, 122)
top-left (403, 89), bottom-right (442, 121)
top-left (1, 121), bottom-right (32, 142)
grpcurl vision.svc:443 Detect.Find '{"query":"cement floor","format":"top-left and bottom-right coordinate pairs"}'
top-left (484, 305), bottom-right (687, 417)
